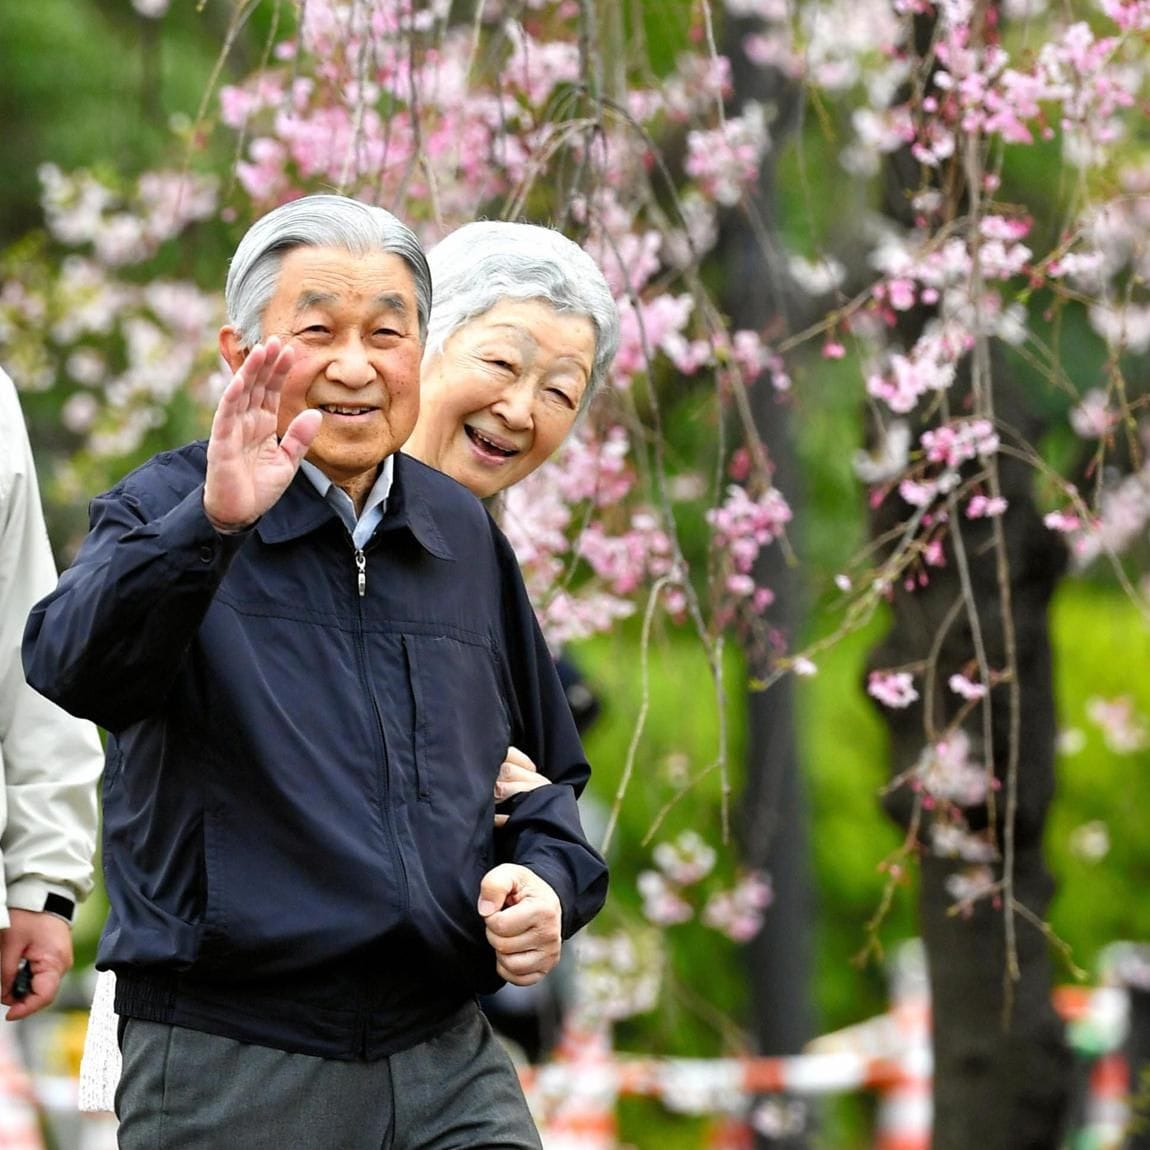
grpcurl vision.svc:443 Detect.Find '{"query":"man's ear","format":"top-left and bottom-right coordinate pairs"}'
top-left (219, 326), bottom-right (250, 373)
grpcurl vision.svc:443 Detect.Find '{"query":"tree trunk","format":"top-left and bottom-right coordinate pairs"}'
top-left (867, 349), bottom-right (1075, 1147)
top-left (720, 15), bottom-right (815, 1149)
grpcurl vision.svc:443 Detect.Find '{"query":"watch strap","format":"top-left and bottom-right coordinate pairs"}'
top-left (43, 892), bottom-right (75, 922)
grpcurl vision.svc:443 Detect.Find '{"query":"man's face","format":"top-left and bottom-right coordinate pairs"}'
top-left (232, 245), bottom-right (424, 491)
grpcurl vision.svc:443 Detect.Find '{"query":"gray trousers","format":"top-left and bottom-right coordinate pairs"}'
top-left (115, 1003), bottom-right (544, 1150)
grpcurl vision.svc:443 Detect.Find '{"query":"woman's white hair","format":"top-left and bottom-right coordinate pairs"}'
top-left (424, 221), bottom-right (619, 410)
top-left (225, 194), bottom-right (432, 349)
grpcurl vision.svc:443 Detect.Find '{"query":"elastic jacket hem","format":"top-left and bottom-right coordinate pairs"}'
top-left (113, 966), bottom-right (474, 1062)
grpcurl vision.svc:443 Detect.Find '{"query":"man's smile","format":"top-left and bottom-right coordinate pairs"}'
top-left (319, 404), bottom-right (378, 417)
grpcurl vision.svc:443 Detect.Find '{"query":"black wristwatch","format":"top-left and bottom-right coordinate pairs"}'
top-left (42, 893), bottom-right (75, 923)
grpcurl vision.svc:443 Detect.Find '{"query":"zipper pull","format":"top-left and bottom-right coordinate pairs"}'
top-left (355, 548), bottom-right (366, 597)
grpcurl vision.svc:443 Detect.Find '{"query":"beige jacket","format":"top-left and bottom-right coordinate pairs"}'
top-left (0, 368), bottom-right (101, 929)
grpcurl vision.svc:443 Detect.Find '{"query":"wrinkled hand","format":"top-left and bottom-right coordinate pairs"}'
top-left (203, 338), bottom-right (322, 532)
top-left (477, 864), bottom-right (561, 985)
top-left (493, 745), bottom-right (549, 828)
top-left (1, 909), bottom-right (73, 1020)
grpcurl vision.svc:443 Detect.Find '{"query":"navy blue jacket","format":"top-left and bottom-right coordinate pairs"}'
top-left (23, 445), bottom-right (608, 1059)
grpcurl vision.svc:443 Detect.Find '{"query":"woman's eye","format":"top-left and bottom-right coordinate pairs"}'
top-left (488, 359), bottom-right (515, 372)
top-left (548, 387), bottom-right (577, 408)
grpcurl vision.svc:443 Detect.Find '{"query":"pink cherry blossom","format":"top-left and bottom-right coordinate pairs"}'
top-left (966, 494), bottom-right (1008, 518)
top-left (867, 670), bottom-right (920, 709)
top-left (1086, 696), bottom-right (1150, 753)
top-left (945, 865), bottom-right (998, 910)
top-left (638, 870), bottom-right (694, 926)
top-left (653, 831), bottom-right (717, 886)
top-left (914, 730), bottom-right (992, 806)
top-left (1070, 389), bottom-right (1118, 438)
top-left (702, 871), bottom-right (774, 942)
top-left (949, 673), bottom-right (988, 699)
top-left (684, 105), bottom-right (771, 206)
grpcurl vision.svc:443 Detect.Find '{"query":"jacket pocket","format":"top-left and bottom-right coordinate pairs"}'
top-left (401, 632), bottom-right (511, 810)
top-left (401, 635), bottom-right (430, 801)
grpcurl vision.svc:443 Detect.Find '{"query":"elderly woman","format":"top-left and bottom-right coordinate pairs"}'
top-left (408, 219), bottom-right (619, 826)
top-left (406, 219), bottom-right (617, 497)
top-left (79, 218), bottom-right (619, 1109)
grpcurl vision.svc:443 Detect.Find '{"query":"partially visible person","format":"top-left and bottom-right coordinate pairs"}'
top-left (409, 217), bottom-right (617, 831)
top-left (1, 367), bottom-right (102, 1021)
top-left (408, 220), bottom-right (619, 1063)
top-left (26, 195), bottom-right (607, 1150)
top-left (1, 367), bottom-right (102, 1145)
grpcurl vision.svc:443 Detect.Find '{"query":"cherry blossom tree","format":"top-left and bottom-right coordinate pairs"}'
top-left (5, 0), bottom-right (1150, 1144)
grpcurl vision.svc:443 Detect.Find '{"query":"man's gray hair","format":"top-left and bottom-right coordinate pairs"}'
top-left (424, 221), bottom-right (619, 410)
top-left (225, 194), bottom-right (432, 348)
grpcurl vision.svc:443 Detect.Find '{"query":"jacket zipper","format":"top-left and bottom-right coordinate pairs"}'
top-left (352, 540), bottom-right (380, 1061)
top-left (350, 542), bottom-right (410, 912)
top-left (354, 548), bottom-right (366, 597)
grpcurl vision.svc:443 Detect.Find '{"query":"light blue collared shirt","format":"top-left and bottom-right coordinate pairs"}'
top-left (300, 456), bottom-right (394, 549)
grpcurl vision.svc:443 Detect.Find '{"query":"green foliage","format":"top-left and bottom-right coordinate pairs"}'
top-left (574, 623), bottom-right (752, 1051)
top-left (790, 348), bottom-right (872, 577)
top-left (798, 606), bottom-right (918, 1026)
top-left (1046, 581), bottom-right (1150, 978)
top-left (0, 1), bottom-right (236, 243)
top-left (570, 580), bottom-right (1150, 1145)
top-left (572, 613), bottom-right (915, 1145)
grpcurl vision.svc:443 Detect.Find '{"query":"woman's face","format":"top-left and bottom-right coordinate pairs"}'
top-left (406, 298), bottom-right (596, 498)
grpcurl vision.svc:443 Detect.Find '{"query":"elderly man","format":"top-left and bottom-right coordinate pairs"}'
top-left (24, 195), bottom-right (608, 1150)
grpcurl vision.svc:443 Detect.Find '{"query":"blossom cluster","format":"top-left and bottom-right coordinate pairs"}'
top-left (202, 0), bottom-right (810, 649)
top-left (570, 930), bottom-right (663, 1023)
top-left (706, 482), bottom-right (793, 626)
top-left (2, 167), bottom-right (224, 475)
top-left (1085, 695), bottom-right (1149, 753)
top-left (499, 427), bottom-right (678, 647)
top-left (638, 830), bottom-right (773, 944)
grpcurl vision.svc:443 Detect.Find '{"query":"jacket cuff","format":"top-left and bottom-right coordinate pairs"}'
top-left (6, 878), bottom-right (80, 924)
top-left (502, 786), bottom-right (609, 939)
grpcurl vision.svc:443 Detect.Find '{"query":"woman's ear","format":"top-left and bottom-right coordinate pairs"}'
top-left (218, 326), bottom-right (250, 373)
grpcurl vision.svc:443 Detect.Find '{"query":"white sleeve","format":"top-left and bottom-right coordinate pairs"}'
top-left (0, 368), bottom-right (102, 929)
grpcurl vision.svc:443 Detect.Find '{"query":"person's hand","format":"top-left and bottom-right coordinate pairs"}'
top-left (1, 908), bottom-right (74, 1020)
top-left (493, 745), bottom-right (549, 827)
top-left (203, 338), bottom-right (322, 532)
top-left (477, 864), bottom-right (562, 985)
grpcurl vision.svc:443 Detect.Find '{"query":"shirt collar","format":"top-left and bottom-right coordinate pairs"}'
top-left (254, 453), bottom-right (455, 561)
top-left (299, 455), bottom-right (393, 507)
top-left (300, 457), bottom-right (393, 547)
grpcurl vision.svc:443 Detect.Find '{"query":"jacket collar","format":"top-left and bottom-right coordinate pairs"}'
top-left (255, 453), bottom-right (455, 561)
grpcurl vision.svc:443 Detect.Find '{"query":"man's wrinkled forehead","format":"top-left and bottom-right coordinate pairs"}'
top-left (269, 246), bottom-right (423, 336)
top-left (292, 288), bottom-right (414, 320)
